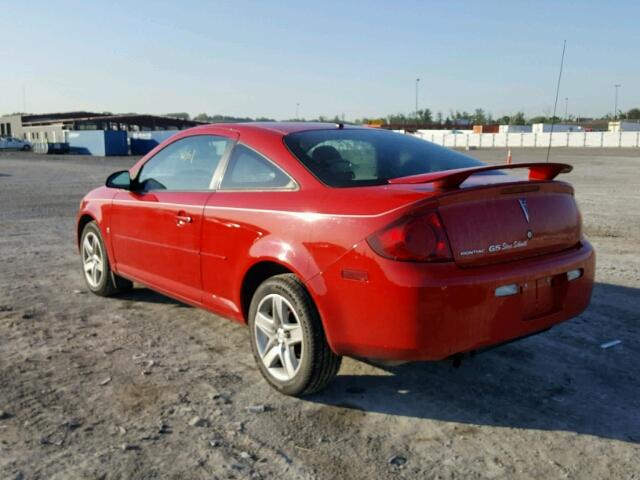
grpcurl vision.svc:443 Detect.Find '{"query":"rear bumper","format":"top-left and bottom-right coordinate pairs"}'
top-left (310, 240), bottom-right (595, 361)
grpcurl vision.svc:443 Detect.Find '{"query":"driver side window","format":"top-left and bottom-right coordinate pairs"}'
top-left (138, 135), bottom-right (231, 191)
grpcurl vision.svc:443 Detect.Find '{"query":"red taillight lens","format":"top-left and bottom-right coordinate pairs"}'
top-left (367, 210), bottom-right (452, 262)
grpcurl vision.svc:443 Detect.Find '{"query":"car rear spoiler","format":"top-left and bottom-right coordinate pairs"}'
top-left (388, 162), bottom-right (573, 190)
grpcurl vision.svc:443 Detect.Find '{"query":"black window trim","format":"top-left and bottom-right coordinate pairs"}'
top-left (134, 133), bottom-right (236, 193)
top-left (215, 142), bottom-right (299, 192)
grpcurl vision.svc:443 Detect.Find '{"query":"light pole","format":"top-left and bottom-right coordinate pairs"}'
top-left (614, 84), bottom-right (621, 120)
top-left (564, 97), bottom-right (569, 121)
top-left (295, 103), bottom-right (300, 120)
top-left (415, 78), bottom-right (420, 124)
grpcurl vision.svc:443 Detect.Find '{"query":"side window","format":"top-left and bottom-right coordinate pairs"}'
top-left (137, 135), bottom-right (230, 191)
top-left (220, 144), bottom-right (295, 190)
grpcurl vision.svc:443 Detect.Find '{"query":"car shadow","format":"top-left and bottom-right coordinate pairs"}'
top-left (307, 282), bottom-right (639, 444)
top-left (0, 173), bottom-right (11, 177)
top-left (116, 287), bottom-right (191, 307)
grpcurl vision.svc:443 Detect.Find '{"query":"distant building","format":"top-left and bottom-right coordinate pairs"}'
top-left (0, 112), bottom-right (203, 144)
top-left (0, 114), bottom-right (22, 138)
top-left (608, 121), bottom-right (640, 132)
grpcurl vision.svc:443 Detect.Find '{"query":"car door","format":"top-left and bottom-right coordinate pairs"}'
top-left (201, 143), bottom-right (299, 316)
top-left (110, 134), bottom-right (234, 304)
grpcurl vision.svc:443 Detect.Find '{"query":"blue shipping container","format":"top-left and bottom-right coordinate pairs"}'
top-left (130, 130), bottom-right (179, 155)
top-left (67, 130), bottom-right (128, 156)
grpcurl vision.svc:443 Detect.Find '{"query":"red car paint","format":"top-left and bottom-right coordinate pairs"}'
top-left (77, 123), bottom-right (595, 361)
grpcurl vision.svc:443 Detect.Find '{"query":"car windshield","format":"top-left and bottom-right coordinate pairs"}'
top-left (284, 128), bottom-right (487, 187)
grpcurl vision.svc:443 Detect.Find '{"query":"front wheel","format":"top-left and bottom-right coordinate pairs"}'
top-left (248, 274), bottom-right (342, 396)
top-left (80, 221), bottom-right (132, 296)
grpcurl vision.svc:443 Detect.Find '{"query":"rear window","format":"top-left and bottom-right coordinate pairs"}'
top-left (284, 128), bottom-right (486, 187)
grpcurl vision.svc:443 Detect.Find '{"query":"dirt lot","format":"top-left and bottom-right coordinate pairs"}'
top-left (0, 148), bottom-right (638, 480)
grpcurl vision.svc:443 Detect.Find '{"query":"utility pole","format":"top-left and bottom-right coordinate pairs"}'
top-left (564, 97), bottom-right (569, 121)
top-left (614, 84), bottom-right (621, 120)
top-left (295, 103), bottom-right (300, 120)
top-left (415, 78), bottom-right (420, 124)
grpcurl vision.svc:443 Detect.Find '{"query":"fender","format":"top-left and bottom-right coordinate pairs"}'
top-left (77, 187), bottom-right (118, 267)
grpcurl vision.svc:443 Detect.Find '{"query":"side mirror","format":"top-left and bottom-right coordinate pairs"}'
top-left (106, 170), bottom-right (132, 190)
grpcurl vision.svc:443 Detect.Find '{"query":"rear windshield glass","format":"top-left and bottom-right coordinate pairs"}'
top-left (284, 128), bottom-right (486, 187)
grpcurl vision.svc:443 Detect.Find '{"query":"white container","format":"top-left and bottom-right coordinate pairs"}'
top-left (609, 121), bottom-right (640, 132)
top-left (532, 123), bottom-right (583, 133)
top-left (499, 125), bottom-right (532, 134)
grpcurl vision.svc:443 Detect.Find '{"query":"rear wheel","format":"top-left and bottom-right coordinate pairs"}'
top-left (248, 274), bottom-right (341, 396)
top-left (80, 221), bottom-right (132, 296)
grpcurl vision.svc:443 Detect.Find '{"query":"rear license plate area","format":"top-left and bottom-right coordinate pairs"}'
top-left (523, 273), bottom-right (567, 320)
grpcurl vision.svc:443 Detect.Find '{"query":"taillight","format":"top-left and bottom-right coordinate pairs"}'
top-left (367, 210), bottom-right (453, 262)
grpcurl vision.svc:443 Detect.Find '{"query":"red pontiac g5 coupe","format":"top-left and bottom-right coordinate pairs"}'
top-left (77, 123), bottom-right (595, 396)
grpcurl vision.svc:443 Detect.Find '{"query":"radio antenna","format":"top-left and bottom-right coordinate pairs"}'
top-left (546, 40), bottom-right (567, 163)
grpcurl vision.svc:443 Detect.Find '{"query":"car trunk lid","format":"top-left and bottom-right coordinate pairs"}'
top-left (436, 180), bottom-right (581, 266)
top-left (388, 162), bottom-right (581, 267)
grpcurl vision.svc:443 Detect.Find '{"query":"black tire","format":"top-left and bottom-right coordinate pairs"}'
top-left (80, 221), bottom-right (132, 296)
top-left (248, 274), bottom-right (342, 396)
top-left (22, 145), bottom-right (31, 151)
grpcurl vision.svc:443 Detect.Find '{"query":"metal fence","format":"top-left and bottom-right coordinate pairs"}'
top-left (414, 131), bottom-right (640, 148)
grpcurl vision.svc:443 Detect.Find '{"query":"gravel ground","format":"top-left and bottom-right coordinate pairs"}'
top-left (0, 148), bottom-right (638, 480)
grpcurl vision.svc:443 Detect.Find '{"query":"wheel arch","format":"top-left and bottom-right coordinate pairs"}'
top-left (239, 260), bottom-right (294, 323)
top-left (77, 213), bottom-right (96, 249)
top-left (238, 255), bottom-right (340, 355)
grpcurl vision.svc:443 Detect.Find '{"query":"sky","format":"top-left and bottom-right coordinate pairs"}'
top-left (1, 0), bottom-right (638, 120)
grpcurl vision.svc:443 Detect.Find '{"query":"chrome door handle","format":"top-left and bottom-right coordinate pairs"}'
top-left (176, 215), bottom-right (192, 225)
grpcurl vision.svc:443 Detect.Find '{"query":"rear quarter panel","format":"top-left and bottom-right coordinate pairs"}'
top-left (199, 130), bottom-right (438, 322)
top-left (199, 188), bottom-right (421, 320)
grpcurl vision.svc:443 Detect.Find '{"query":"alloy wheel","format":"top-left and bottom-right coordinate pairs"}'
top-left (253, 293), bottom-right (304, 382)
top-left (82, 231), bottom-right (104, 289)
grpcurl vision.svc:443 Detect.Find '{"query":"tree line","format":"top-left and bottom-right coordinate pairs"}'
top-left (357, 107), bottom-right (640, 126)
top-left (164, 108), bottom-right (640, 126)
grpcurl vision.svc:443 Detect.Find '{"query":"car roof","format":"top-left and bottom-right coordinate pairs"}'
top-left (189, 121), bottom-right (366, 136)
